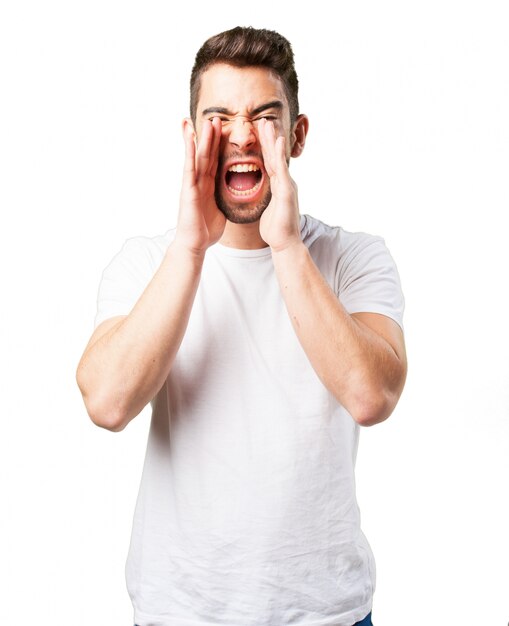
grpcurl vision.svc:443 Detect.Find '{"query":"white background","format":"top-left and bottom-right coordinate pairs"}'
top-left (1, 1), bottom-right (508, 624)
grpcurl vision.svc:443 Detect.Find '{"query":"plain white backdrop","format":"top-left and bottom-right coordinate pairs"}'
top-left (1, 1), bottom-right (508, 624)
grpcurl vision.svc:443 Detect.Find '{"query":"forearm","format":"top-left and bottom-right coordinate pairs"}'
top-left (272, 241), bottom-right (405, 426)
top-left (77, 240), bottom-right (205, 431)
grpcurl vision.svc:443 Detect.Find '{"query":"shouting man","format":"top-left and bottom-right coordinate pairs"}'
top-left (77, 26), bottom-right (407, 626)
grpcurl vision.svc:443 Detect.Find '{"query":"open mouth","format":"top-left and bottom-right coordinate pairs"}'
top-left (224, 163), bottom-right (264, 198)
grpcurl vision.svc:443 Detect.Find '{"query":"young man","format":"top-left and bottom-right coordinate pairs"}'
top-left (77, 26), bottom-right (406, 626)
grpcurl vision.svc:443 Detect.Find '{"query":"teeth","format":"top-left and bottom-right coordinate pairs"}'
top-left (227, 179), bottom-right (262, 196)
top-left (227, 163), bottom-right (260, 173)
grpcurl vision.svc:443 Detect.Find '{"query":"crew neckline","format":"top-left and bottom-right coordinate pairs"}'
top-left (212, 215), bottom-right (309, 258)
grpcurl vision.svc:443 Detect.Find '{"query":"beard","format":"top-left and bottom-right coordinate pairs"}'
top-left (214, 182), bottom-right (272, 224)
top-left (213, 149), bottom-right (273, 224)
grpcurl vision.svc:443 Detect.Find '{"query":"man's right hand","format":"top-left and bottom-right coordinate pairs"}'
top-left (77, 117), bottom-right (226, 432)
top-left (175, 116), bottom-right (226, 255)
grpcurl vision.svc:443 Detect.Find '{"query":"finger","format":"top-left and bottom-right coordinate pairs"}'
top-left (259, 119), bottom-right (277, 178)
top-left (208, 117), bottom-right (222, 178)
top-left (275, 134), bottom-right (288, 177)
top-left (182, 121), bottom-right (196, 183)
top-left (195, 118), bottom-right (214, 177)
top-left (263, 120), bottom-right (288, 179)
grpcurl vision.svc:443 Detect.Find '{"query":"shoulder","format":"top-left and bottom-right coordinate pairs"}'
top-left (301, 214), bottom-right (404, 327)
top-left (94, 229), bottom-right (176, 328)
top-left (109, 229), bottom-right (176, 266)
top-left (100, 228), bottom-right (176, 279)
top-left (300, 213), bottom-right (387, 263)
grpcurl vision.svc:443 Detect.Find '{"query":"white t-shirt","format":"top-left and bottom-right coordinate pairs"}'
top-left (95, 214), bottom-right (404, 626)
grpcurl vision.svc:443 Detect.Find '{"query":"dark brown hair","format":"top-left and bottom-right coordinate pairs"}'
top-left (190, 26), bottom-right (299, 127)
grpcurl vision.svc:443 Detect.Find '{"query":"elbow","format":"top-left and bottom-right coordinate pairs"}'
top-left (352, 359), bottom-right (407, 427)
top-left (88, 404), bottom-right (128, 432)
top-left (84, 395), bottom-right (129, 432)
top-left (348, 384), bottom-right (403, 428)
top-left (352, 393), bottom-right (394, 427)
top-left (76, 365), bottom-right (128, 432)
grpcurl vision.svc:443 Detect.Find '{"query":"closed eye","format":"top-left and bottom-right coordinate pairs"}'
top-left (207, 115), bottom-right (278, 123)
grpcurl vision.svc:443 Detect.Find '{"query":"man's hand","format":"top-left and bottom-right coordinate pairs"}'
top-left (259, 118), bottom-right (407, 426)
top-left (175, 117), bottom-right (226, 255)
top-left (76, 118), bottom-right (227, 432)
top-left (258, 118), bottom-right (302, 252)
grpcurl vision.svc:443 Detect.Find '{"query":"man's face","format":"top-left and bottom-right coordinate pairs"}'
top-left (193, 63), bottom-right (296, 224)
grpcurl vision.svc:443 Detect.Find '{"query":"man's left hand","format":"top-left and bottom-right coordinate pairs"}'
top-left (258, 118), bottom-right (302, 252)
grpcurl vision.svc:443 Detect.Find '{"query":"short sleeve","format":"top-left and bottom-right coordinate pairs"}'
top-left (94, 237), bottom-right (159, 328)
top-left (335, 232), bottom-right (405, 331)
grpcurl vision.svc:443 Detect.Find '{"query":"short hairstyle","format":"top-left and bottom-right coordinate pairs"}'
top-left (190, 26), bottom-right (300, 127)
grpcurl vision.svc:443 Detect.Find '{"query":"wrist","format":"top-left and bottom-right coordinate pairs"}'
top-left (170, 237), bottom-right (207, 264)
top-left (270, 237), bottom-right (306, 256)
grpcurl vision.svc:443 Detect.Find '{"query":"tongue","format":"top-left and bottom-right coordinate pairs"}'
top-left (228, 171), bottom-right (259, 191)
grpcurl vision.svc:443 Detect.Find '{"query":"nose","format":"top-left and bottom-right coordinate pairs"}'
top-left (226, 117), bottom-right (257, 150)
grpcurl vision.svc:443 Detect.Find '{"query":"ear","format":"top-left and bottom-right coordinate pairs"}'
top-left (182, 117), bottom-right (196, 144)
top-left (290, 114), bottom-right (309, 158)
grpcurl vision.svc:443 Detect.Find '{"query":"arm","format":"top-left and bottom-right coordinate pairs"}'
top-left (258, 118), bottom-right (407, 426)
top-left (271, 243), bottom-right (406, 426)
top-left (76, 117), bottom-right (225, 432)
top-left (76, 242), bottom-right (205, 432)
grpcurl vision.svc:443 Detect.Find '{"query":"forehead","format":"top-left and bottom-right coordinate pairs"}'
top-left (197, 62), bottom-right (289, 113)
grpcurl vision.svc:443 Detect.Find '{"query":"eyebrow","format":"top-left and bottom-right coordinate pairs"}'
top-left (201, 100), bottom-right (284, 117)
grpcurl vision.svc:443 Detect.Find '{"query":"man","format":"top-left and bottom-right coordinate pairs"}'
top-left (77, 26), bottom-right (406, 626)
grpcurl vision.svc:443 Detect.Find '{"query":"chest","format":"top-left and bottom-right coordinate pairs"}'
top-left (170, 252), bottom-right (329, 419)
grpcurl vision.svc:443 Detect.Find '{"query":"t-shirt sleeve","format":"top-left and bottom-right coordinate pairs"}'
top-left (94, 237), bottom-right (158, 328)
top-left (335, 232), bottom-right (405, 330)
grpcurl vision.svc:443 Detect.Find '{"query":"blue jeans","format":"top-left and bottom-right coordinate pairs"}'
top-left (136, 613), bottom-right (372, 626)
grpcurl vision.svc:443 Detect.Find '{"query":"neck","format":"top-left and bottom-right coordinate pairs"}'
top-left (218, 220), bottom-right (268, 250)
